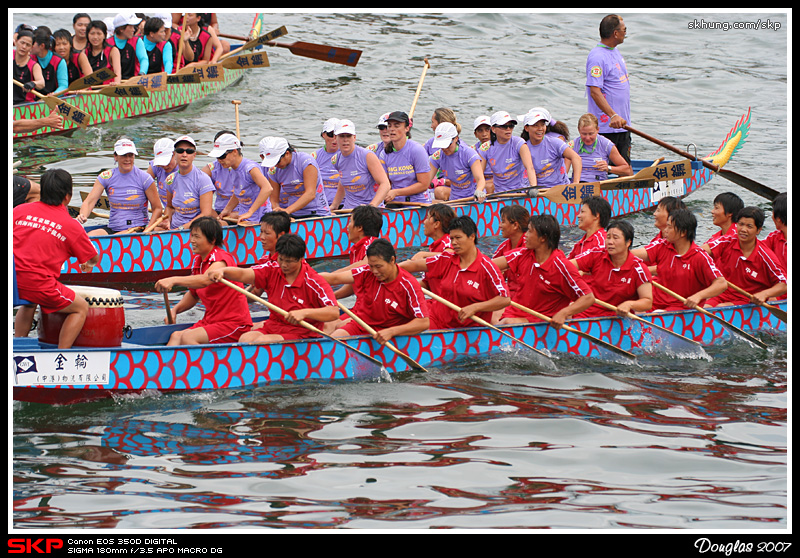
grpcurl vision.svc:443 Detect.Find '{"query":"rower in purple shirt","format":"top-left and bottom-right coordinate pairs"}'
top-left (379, 111), bottom-right (432, 204)
top-left (477, 111), bottom-right (536, 193)
top-left (329, 119), bottom-right (390, 209)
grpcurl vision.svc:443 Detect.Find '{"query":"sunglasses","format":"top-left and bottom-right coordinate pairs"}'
top-left (175, 147), bottom-right (196, 154)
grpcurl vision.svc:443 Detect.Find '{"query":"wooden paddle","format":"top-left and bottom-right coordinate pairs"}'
top-left (725, 281), bottom-right (787, 323)
top-left (508, 301), bottom-right (637, 361)
top-left (652, 281), bottom-right (768, 349)
top-left (593, 299), bottom-right (703, 348)
top-left (175, 14), bottom-right (189, 73)
top-left (62, 67), bottom-right (116, 92)
top-left (219, 26), bottom-right (289, 60)
top-left (163, 293), bottom-right (175, 324)
top-left (336, 302), bottom-right (429, 373)
top-left (624, 124), bottom-right (780, 201)
top-left (219, 278), bottom-right (388, 373)
top-left (408, 58), bottom-right (431, 121)
top-left (14, 79), bottom-right (90, 128)
top-left (421, 287), bottom-right (555, 367)
top-left (232, 100), bottom-right (242, 139)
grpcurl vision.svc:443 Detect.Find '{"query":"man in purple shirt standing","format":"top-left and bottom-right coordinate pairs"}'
top-left (586, 14), bottom-right (631, 164)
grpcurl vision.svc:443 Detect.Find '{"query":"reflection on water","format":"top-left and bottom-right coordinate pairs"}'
top-left (13, 336), bottom-right (786, 529)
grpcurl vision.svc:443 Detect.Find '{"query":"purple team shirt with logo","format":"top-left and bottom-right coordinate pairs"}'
top-left (269, 151), bottom-right (331, 217)
top-left (97, 166), bottom-right (155, 231)
top-left (379, 139), bottom-right (432, 203)
top-left (333, 145), bottom-right (383, 209)
top-left (429, 140), bottom-right (483, 199)
top-left (166, 166), bottom-right (216, 229)
top-left (586, 43), bottom-right (631, 134)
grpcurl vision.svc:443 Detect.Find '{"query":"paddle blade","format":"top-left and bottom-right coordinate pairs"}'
top-left (273, 41), bottom-right (362, 67)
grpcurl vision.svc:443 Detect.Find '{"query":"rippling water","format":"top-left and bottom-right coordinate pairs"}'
top-left (11, 10), bottom-right (788, 533)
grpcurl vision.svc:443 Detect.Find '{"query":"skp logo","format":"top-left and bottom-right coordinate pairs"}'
top-left (8, 538), bottom-right (64, 554)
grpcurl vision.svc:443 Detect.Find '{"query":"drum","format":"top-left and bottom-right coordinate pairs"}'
top-left (38, 286), bottom-right (126, 347)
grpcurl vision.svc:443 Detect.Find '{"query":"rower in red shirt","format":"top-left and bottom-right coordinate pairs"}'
top-left (331, 204), bottom-right (384, 300)
top-left (703, 191), bottom-right (743, 245)
top-left (208, 234), bottom-right (338, 342)
top-left (13, 169), bottom-right (99, 348)
top-left (763, 192), bottom-right (787, 276)
top-left (491, 204), bottom-right (529, 301)
top-left (569, 220), bottom-right (653, 317)
top-left (703, 206), bottom-right (787, 306)
top-left (411, 203), bottom-right (455, 260)
top-left (400, 215), bottom-right (510, 329)
top-left (567, 196), bottom-right (611, 260)
top-left (322, 238), bottom-right (430, 345)
top-left (632, 208), bottom-right (727, 311)
top-left (154, 216), bottom-right (252, 345)
top-left (492, 214), bottom-right (594, 328)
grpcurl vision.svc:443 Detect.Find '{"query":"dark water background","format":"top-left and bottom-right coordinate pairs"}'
top-left (11, 10), bottom-right (788, 533)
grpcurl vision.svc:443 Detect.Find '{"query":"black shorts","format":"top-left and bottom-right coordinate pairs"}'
top-left (601, 131), bottom-right (632, 165)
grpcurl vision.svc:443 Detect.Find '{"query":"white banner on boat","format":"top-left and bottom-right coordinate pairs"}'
top-left (12, 350), bottom-right (111, 386)
top-left (651, 179), bottom-right (687, 203)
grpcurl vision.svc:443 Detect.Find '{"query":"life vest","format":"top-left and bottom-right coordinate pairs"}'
top-left (37, 52), bottom-right (64, 95)
top-left (108, 36), bottom-right (140, 80)
top-left (12, 52), bottom-right (37, 103)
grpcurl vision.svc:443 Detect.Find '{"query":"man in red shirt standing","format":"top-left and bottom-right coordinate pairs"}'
top-left (322, 238), bottom-right (430, 345)
top-left (632, 208), bottom-right (727, 311)
top-left (703, 206), bottom-right (787, 306)
top-left (208, 234), bottom-right (339, 343)
top-left (13, 169), bottom-right (99, 348)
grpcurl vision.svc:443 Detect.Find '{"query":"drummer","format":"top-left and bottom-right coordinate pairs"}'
top-left (13, 168), bottom-right (99, 349)
top-left (208, 234), bottom-right (339, 344)
top-left (154, 216), bottom-right (252, 345)
top-left (322, 239), bottom-right (430, 345)
top-left (78, 137), bottom-right (163, 235)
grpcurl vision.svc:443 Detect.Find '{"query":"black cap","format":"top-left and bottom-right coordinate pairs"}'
top-left (386, 111), bottom-right (410, 125)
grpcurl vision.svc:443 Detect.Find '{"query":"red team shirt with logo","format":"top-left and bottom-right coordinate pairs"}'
top-left (573, 248), bottom-right (651, 317)
top-left (645, 239), bottom-right (723, 310)
top-left (13, 202), bottom-right (98, 312)
top-left (500, 248), bottom-right (592, 321)
top-left (188, 247), bottom-right (252, 342)
top-left (340, 265), bottom-right (429, 336)
top-left (424, 250), bottom-right (509, 329)
top-left (705, 236), bottom-right (787, 306)
top-left (252, 260), bottom-right (337, 339)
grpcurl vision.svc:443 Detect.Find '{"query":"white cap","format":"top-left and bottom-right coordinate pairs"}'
top-left (152, 137), bottom-right (174, 165)
top-left (490, 111), bottom-right (516, 126)
top-left (113, 13), bottom-right (141, 29)
top-left (376, 112), bottom-right (390, 127)
top-left (473, 115), bottom-right (491, 130)
top-left (431, 122), bottom-right (458, 148)
top-left (174, 134), bottom-right (197, 148)
top-left (334, 119), bottom-right (356, 136)
top-left (113, 138), bottom-right (138, 156)
top-left (522, 107), bottom-right (552, 127)
top-left (322, 118), bottom-right (340, 134)
top-left (207, 133), bottom-right (241, 158)
top-left (151, 12), bottom-right (173, 30)
top-left (259, 136), bottom-right (289, 167)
